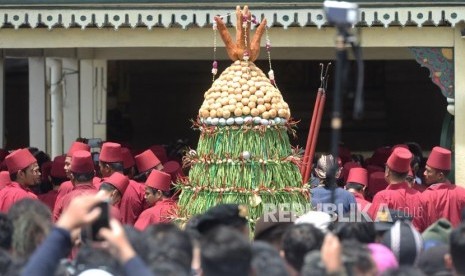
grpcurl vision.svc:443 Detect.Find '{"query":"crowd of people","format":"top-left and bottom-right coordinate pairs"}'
top-left (0, 140), bottom-right (463, 275)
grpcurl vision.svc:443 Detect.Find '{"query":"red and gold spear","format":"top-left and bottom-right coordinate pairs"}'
top-left (301, 63), bottom-right (331, 184)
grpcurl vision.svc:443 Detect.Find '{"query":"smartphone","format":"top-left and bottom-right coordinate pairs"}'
top-left (88, 201), bottom-right (110, 241)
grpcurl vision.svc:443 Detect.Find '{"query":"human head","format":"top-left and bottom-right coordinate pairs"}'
top-left (98, 172), bottom-right (129, 205)
top-left (314, 154), bottom-right (342, 185)
top-left (50, 155), bottom-right (68, 186)
top-left (345, 167), bottom-right (368, 194)
top-left (196, 204), bottom-right (249, 238)
top-left (424, 146), bottom-right (451, 186)
top-left (144, 169), bottom-right (171, 206)
top-left (201, 226), bottom-right (251, 276)
top-left (254, 214), bottom-right (292, 251)
top-left (385, 148), bottom-right (412, 183)
top-left (99, 142), bottom-right (123, 177)
top-left (251, 241), bottom-right (289, 276)
top-left (282, 223), bottom-right (324, 272)
top-left (135, 149), bottom-right (163, 182)
top-left (65, 141), bottom-right (91, 179)
top-left (381, 220), bottom-right (423, 265)
top-left (0, 214), bottom-right (13, 251)
top-left (449, 223), bottom-right (465, 275)
top-left (144, 223), bottom-right (193, 275)
top-left (8, 199), bottom-right (52, 259)
top-left (334, 221), bottom-right (376, 244)
top-left (70, 150), bottom-right (95, 183)
top-left (6, 148), bottom-right (40, 186)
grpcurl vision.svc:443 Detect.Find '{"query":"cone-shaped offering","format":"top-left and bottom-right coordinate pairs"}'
top-left (177, 6), bottom-right (309, 226)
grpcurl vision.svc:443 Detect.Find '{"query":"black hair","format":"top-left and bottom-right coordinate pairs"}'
top-left (99, 182), bottom-right (118, 194)
top-left (333, 221), bottom-right (376, 244)
top-left (50, 176), bottom-right (68, 186)
top-left (148, 186), bottom-right (171, 198)
top-left (341, 240), bottom-right (376, 275)
top-left (123, 225), bottom-right (150, 261)
top-left (9, 172), bottom-right (18, 181)
top-left (100, 161), bottom-right (124, 173)
top-left (0, 214), bottom-right (13, 250)
top-left (251, 241), bottom-right (289, 276)
top-left (282, 224), bottom-right (324, 272)
top-left (346, 182), bottom-right (364, 192)
top-left (74, 244), bottom-right (123, 275)
top-left (0, 249), bottom-right (12, 275)
top-left (450, 224), bottom-right (465, 275)
top-left (144, 223), bottom-right (193, 275)
top-left (254, 223), bottom-right (292, 251)
top-left (388, 169), bottom-right (408, 180)
top-left (7, 199), bottom-right (52, 259)
top-left (71, 171), bottom-right (95, 182)
top-left (201, 226), bottom-right (251, 276)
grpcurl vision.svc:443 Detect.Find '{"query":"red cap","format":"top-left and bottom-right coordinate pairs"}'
top-left (426, 146), bottom-right (451, 171)
top-left (367, 171), bottom-right (389, 198)
top-left (391, 144), bottom-right (409, 152)
top-left (346, 167), bottom-right (368, 186)
top-left (162, 160), bottom-right (184, 182)
top-left (66, 142), bottom-right (90, 157)
top-left (121, 147), bottom-right (135, 169)
top-left (51, 155), bottom-right (67, 179)
top-left (5, 148), bottom-right (37, 174)
top-left (150, 145), bottom-right (168, 165)
top-left (135, 149), bottom-right (161, 173)
top-left (0, 171), bottom-right (11, 187)
top-left (70, 150), bottom-right (95, 174)
top-left (368, 146), bottom-right (391, 167)
top-left (146, 169), bottom-right (171, 192)
top-left (342, 161), bottom-right (361, 183)
top-left (99, 142), bottom-right (122, 163)
top-left (386, 148), bottom-right (412, 173)
top-left (105, 172), bottom-right (129, 195)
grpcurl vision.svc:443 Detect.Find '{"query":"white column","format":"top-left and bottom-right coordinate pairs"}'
top-left (28, 57), bottom-right (47, 151)
top-left (454, 23), bottom-right (465, 186)
top-left (49, 59), bottom-right (64, 157)
top-left (79, 59), bottom-right (107, 141)
top-left (62, 58), bottom-right (80, 149)
top-left (0, 59), bottom-right (4, 148)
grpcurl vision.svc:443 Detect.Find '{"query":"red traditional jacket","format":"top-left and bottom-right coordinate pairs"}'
top-left (420, 181), bottom-right (465, 228)
top-left (134, 198), bottom-right (177, 231)
top-left (0, 182), bottom-right (37, 213)
top-left (118, 179), bottom-right (146, 225)
top-left (368, 182), bottom-right (425, 232)
top-left (53, 183), bottom-right (97, 221)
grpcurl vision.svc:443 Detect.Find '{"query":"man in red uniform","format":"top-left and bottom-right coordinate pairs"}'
top-left (121, 147), bottom-right (136, 179)
top-left (56, 141), bottom-right (92, 203)
top-left (0, 171), bottom-right (11, 190)
top-left (134, 149), bottom-right (163, 182)
top-left (38, 155), bottom-right (68, 210)
top-left (53, 150), bottom-right (97, 221)
top-left (345, 167), bottom-right (371, 210)
top-left (99, 142), bottom-right (145, 225)
top-left (420, 146), bottom-right (465, 228)
top-left (368, 147), bottom-right (425, 232)
top-left (98, 172), bottom-right (130, 221)
top-left (0, 148), bottom-right (41, 212)
top-left (134, 169), bottom-right (177, 231)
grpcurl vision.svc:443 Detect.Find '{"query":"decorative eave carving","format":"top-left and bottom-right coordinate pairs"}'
top-left (0, 6), bottom-right (463, 30)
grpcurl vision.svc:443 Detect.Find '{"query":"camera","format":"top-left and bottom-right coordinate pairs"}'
top-left (87, 138), bottom-right (102, 148)
top-left (323, 1), bottom-right (360, 27)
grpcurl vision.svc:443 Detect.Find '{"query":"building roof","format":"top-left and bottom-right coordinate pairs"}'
top-left (0, 1), bottom-right (462, 29)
